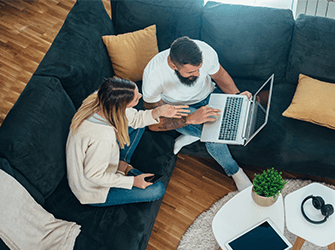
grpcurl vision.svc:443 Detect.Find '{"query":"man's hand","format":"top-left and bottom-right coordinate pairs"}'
top-left (238, 91), bottom-right (252, 99)
top-left (185, 105), bottom-right (220, 125)
top-left (144, 101), bottom-right (220, 131)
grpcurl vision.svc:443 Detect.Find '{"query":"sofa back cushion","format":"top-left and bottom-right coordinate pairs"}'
top-left (0, 76), bottom-right (76, 198)
top-left (35, 0), bottom-right (115, 109)
top-left (201, 2), bottom-right (294, 81)
top-left (286, 14), bottom-right (335, 84)
top-left (111, 0), bottom-right (204, 51)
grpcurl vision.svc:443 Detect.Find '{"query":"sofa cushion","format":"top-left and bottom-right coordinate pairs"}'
top-left (102, 25), bottom-right (159, 82)
top-left (282, 74), bottom-right (335, 129)
top-left (234, 80), bottom-right (335, 179)
top-left (286, 14), bottom-right (335, 84)
top-left (111, 0), bottom-right (204, 51)
top-left (35, 0), bottom-right (115, 109)
top-left (201, 2), bottom-right (294, 81)
top-left (0, 75), bottom-right (76, 198)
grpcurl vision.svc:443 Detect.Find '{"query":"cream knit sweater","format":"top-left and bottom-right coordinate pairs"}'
top-left (66, 108), bottom-right (159, 204)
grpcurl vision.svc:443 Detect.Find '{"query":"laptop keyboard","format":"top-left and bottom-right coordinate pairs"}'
top-left (218, 97), bottom-right (243, 141)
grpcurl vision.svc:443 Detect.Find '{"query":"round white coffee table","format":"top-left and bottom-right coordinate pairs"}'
top-left (212, 185), bottom-right (284, 250)
top-left (285, 182), bottom-right (335, 250)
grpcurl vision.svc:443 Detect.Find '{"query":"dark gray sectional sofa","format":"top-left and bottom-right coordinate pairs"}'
top-left (0, 0), bottom-right (334, 249)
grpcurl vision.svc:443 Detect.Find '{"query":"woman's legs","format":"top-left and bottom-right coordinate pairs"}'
top-left (90, 169), bottom-right (165, 207)
top-left (120, 127), bottom-right (145, 163)
top-left (117, 126), bottom-right (145, 173)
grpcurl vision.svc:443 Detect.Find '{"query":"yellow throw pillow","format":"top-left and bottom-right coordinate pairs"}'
top-left (102, 25), bottom-right (158, 82)
top-left (282, 74), bottom-right (335, 129)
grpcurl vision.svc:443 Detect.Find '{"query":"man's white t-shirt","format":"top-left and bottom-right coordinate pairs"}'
top-left (142, 40), bottom-right (220, 105)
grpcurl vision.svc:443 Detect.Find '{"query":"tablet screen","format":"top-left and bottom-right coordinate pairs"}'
top-left (225, 219), bottom-right (291, 250)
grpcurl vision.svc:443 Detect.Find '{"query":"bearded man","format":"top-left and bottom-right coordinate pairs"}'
top-left (142, 36), bottom-right (252, 191)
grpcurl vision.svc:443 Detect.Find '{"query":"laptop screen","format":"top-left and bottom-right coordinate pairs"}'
top-left (245, 74), bottom-right (274, 146)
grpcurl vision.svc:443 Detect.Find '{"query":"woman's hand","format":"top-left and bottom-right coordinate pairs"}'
top-left (133, 174), bottom-right (154, 189)
top-left (152, 104), bottom-right (190, 119)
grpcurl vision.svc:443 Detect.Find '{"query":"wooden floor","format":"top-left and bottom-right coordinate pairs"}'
top-left (1, 1), bottom-right (335, 250)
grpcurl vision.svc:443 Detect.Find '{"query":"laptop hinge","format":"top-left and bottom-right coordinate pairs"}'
top-left (242, 100), bottom-right (254, 140)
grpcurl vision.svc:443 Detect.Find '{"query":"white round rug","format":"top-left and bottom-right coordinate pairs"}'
top-left (177, 179), bottom-right (335, 250)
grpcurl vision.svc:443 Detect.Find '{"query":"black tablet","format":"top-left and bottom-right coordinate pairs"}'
top-left (144, 174), bottom-right (163, 183)
top-left (225, 218), bottom-right (292, 250)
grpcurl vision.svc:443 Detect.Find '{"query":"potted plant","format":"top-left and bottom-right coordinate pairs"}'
top-left (252, 167), bottom-right (287, 207)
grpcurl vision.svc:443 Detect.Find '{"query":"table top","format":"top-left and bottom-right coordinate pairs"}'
top-left (212, 186), bottom-right (284, 249)
top-left (285, 182), bottom-right (335, 247)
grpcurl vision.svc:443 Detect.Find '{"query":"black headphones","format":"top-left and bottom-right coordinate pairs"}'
top-left (301, 195), bottom-right (334, 224)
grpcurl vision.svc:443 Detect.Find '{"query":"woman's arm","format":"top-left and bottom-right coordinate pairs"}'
top-left (83, 140), bottom-right (134, 189)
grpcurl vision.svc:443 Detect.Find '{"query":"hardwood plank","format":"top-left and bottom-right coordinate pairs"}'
top-left (148, 154), bottom-right (232, 249)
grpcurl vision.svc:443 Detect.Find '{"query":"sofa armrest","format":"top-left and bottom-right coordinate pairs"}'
top-left (35, 0), bottom-right (115, 109)
top-left (0, 157), bottom-right (45, 205)
top-left (0, 75), bottom-right (76, 199)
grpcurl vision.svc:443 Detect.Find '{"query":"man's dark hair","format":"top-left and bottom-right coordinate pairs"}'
top-left (170, 36), bottom-right (202, 66)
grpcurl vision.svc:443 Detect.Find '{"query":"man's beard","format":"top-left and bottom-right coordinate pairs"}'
top-left (175, 70), bottom-right (198, 86)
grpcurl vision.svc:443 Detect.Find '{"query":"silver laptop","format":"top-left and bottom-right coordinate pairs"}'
top-left (201, 74), bottom-right (274, 146)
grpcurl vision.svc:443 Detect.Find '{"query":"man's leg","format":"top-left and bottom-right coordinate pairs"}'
top-left (175, 118), bottom-right (238, 175)
top-left (176, 122), bottom-right (238, 175)
top-left (205, 141), bottom-right (252, 191)
top-left (176, 102), bottom-right (252, 191)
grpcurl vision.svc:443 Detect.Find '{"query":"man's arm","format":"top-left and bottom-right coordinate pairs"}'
top-left (210, 65), bottom-right (239, 94)
top-left (143, 100), bottom-right (221, 131)
top-left (210, 65), bottom-right (252, 98)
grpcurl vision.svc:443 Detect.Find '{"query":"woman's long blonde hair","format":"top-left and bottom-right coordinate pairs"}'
top-left (70, 77), bottom-right (136, 148)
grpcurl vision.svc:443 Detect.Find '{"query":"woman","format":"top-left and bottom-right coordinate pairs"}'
top-left (66, 77), bottom-right (189, 207)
